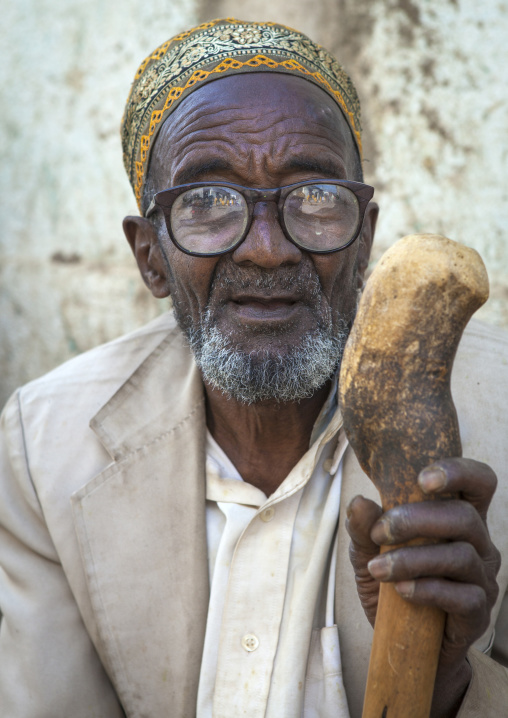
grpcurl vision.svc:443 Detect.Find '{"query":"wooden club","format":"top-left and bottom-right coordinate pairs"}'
top-left (339, 234), bottom-right (489, 718)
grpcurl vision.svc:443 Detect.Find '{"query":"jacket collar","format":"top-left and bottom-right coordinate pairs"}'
top-left (90, 325), bottom-right (204, 461)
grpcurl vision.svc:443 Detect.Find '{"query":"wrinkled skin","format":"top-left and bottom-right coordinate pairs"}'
top-left (123, 73), bottom-right (501, 717)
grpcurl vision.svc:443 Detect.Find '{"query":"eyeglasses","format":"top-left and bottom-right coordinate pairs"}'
top-left (146, 180), bottom-right (374, 257)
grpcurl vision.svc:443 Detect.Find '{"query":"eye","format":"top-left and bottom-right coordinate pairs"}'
top-left (283, 184), bottom-right (360, 252)
top-left (170, 186), bottom-right (249, 254)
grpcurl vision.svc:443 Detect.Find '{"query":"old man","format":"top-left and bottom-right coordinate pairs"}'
top-left (1, 18), bottom-right (507, 718)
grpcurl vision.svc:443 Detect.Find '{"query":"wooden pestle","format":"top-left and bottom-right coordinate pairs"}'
top-left (339, 234), bottom-right (489, 718)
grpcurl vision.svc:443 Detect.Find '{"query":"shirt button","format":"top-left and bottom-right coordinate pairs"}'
top-left (323, 458), bottom-right (333, 473)
top-left (260, 506), bottom-right (275, 522)
top-left (241, 633), bottom-right (259, 652)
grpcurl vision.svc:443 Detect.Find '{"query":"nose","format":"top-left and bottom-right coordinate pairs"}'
top-left (231, 201), bottom-right (302, 268)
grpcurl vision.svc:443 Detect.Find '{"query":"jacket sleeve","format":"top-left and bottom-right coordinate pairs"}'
top-left (457, 646), bottom-right (508, 716)
top-left (0, 391), bottom-right (124, 718)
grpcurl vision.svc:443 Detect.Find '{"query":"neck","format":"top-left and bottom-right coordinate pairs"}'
top-left (204, 380), bottom-right (331, 496)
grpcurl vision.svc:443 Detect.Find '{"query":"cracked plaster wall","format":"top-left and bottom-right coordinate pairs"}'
top-left (1, 0), bottom-right (507, 406)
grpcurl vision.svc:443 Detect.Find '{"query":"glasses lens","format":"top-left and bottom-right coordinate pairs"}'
top-left (170, 186), bottom-right (248, 254)
top-left (283, 184), bottom-right (360, 251)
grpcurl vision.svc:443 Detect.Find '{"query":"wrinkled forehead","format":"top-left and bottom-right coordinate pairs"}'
top-left (149, 73), bottom-right (359, 187)
top-left (169, 71), bottom-right (343, 123)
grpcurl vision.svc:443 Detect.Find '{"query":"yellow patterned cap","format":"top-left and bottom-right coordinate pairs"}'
top-left (121, 18), bottom-right (363, 212)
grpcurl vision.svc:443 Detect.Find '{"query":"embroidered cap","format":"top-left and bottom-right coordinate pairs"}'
top-left (121, 18), bottom-right (363, 212)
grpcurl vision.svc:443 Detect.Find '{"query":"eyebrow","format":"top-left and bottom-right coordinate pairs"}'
top-left (284, 157), bottom-right (346, 178)
top-left (173, 158), bottom-right (232, 186)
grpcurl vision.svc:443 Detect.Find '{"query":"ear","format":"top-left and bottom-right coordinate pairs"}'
top-left (356, 201), bottom-right (379, 289)
top-left (123, 216), bottom-right (171, 298)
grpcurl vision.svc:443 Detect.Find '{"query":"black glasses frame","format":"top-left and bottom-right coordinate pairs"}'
top-left (146, 179), bottom-right (375, 257)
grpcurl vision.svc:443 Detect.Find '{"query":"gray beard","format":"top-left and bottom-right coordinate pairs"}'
top-left (185, 309), bottom-right (349, 404)
top-left (168, 259), bottom-right (355, 405)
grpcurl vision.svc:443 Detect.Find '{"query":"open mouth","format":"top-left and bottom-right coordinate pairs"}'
top-left (229, 296), bottom-right (301, 321)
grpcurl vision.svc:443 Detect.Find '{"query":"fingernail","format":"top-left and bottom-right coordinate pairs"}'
top-left (368, 554), bottom-right (392, 580)
top-left (419, 467), bottom-right (447, 493)
top-left (371, 517), bottom-right (393, 544)
top-left (395, 580), bottom-right (415, 597)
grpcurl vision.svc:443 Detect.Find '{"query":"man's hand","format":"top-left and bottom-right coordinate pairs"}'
top-left (346, 457), bottom-right (501, 717)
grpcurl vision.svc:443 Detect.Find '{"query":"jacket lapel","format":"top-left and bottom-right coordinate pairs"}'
top-left (71, 328), bottom-right (209, 718)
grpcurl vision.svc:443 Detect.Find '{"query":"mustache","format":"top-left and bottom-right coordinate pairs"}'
top-left (208, 260), bottom-right (322, 301)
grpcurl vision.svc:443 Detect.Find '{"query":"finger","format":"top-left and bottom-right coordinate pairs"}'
top-left (394, 578), bottom-right (488, 627)
top-left (346, 495), bottom-right (382, 558)
top-left (370, 499), bottom-right (492, 557)
top-left (367, 541), bottom-right (486, 587)
top-left (418, 458), bottom-right (497, 520)
top-left (395, 579), bottom-right (495, 673)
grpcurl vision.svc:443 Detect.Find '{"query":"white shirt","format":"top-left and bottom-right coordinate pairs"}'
top-left (197, 390), bottom-right (351, 717)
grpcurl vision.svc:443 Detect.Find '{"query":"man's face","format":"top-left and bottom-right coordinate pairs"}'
top-left (129, 73), bottom-right (377, 402)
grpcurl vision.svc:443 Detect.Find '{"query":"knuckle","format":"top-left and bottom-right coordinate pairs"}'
top-left (464, 585), bottom-right (486, 617)
top-left (457, 540), bottom-right (476, 562)
top-left (490, 545), bottom-right (502, 574)
top-left (349, 542), bottom-right (372, 570)
top-left (391, 504), bottom-right (414, 537)
top-left (346, 517), bottom-right (363, 542)
top-left (348, 542), bottom-right (358, 564)
top-left (449, 543), bottom-right (491, 593)
top-left (481, 462), bottom-right (498, 493)
top-left (453, 541), bottom-right (479, 572)
top-left (461, 500), bottom-right (479, 524)
top-left (457, 501), bottom-right (483, 536)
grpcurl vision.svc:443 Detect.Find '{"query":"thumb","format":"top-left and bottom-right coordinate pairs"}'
top-left (346, 495), bottom-right (383, 626)
top-left (346, 494), bottom-right (383, 564)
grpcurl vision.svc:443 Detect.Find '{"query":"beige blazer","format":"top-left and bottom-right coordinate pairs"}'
top-left (0, 313), bottom-right (507, 717)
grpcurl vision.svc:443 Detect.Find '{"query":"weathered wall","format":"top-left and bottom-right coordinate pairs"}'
top-left (1, 0), bottom-right (507, 407)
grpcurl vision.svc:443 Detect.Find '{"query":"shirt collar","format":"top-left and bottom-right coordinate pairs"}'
top-left (205, 372), bottom-right (343, 508)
